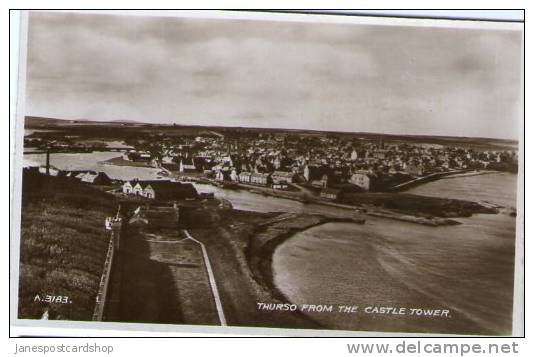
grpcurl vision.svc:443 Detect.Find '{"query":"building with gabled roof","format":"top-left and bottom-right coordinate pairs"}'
top-left (142, 181), bottom-right (198, 200)
top-left (349, 170), bottom-right (376, 191)
top-left (320, 187), bottom-right (341, 200)
top-left (271, 170), bottom-right (297, 184)
top-left (79, 171), bottom-right (111, 185)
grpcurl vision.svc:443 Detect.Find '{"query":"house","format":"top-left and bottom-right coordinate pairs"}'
top-left (238, 171), bottom-right (252, 183)
top-left (151, 157), bottom-right (161, 168)
top-left (125, 151), bottom-right (152, 162)
top-left (38, 165), bottom-right (61, 177)
top-left (303, 165), bottom-right (313, 181)
top-left (349, 171), bottom-right (375, 191)
top-left (161, 162), bottom-right (181, 171)
top-left (311, 173), bottom-right (329, 189)
top-left (130, 180), bottom-right (162, 196)
top-left (133, 182), bottom-right (146, 196)
top-left (271, 170), bottom-right (296, 184)
top-left (122, 181), bottom-right (135, 194)
top-left (250, 173), bottom-right (271, 186)
top-left (303, 165), bottom-right (330, 182)
top-left (193, 157), bottom-right (210, 171)
top-left (79, 171), bottom-right (111, 185)
top-left (406, 163), bottom-right (424, 177)
top-left (372, 150), bottom-right (388, 160)
top-left (199, 192), bottom-right (215, 199)
top-left (221, 155), bottom-right (233, 166)
top-left (180, 159), bottom-right (197, 173)
top-left (122, 180), bottom-right (162, 196)
top-left (142, 181), bottom-right (198, 200)
top-left (320, 188), bottom-right (341, 200)
top-left (350, 149), bottom-right (358, 161)
top-left (215, 170), bottom-right (226, 181)
top-left (272, 182), bottom-right (289, 190)
top-left (64, 170), bottom-right (87, 179)
top-left (230, 169), bottom-right (239, 182)
top-left (273, 156), bottom-right (281, 169)
top-left (161, 155), bottom-right (175, 164)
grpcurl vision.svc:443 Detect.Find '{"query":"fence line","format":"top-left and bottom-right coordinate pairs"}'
top-left (92, 225), bottom-right (119, 321)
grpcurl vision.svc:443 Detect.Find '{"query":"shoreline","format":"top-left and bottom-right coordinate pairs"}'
top-left (365, 211), bottom-right (461, 226)
top-left (248, 214), bottom-right (365, 327)
top-left (100, 156), bottom-right (155, 168)
top-left (200, 171), bottom-right (502, 225)
top-left (432, 170), bottom-right (502, 180)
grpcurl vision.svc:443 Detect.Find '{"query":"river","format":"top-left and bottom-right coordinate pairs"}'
top-left (23, 152), bottom-right (357, 215)
top-left (23, 152), bottom-right (163, 181)
top-left (272, 172), bottom-right (518, 335)
top-left (22, 151), bottom-right (519, 334)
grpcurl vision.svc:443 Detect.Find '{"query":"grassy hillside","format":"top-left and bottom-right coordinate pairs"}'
top-left (17, 171), bottom-right (117, 320)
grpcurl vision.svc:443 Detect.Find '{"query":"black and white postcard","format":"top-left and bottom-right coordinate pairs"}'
top-left (10, 10), bottom-right (524, 336)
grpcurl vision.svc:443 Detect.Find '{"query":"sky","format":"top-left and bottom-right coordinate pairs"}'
top-left (25, 11), bottom-right (523, 140)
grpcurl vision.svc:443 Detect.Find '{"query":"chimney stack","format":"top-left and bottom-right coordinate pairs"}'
top-left (45, 149), bottom-right (50, 176)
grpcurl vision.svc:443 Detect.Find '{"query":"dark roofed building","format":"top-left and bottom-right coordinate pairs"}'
top-left (320, 188), bottom-right (341, 200)
top-left (304, 165), bottom-right (331, 182)
top-left (80, 171), bottom-right (112, 185)
top-left (143, 181), bottom-right (198, 200)
top-left (180, 158), bottom-right (197, 172)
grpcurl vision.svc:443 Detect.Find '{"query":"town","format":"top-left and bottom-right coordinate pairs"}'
top-left (25, 122), bottom-right (519, 203)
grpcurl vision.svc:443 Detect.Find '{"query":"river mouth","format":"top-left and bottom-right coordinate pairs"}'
top-left (271, 173), bottom-right (517, 335)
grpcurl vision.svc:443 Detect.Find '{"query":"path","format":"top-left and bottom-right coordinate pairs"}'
top-left (183, 229), bottom-right (227, 326)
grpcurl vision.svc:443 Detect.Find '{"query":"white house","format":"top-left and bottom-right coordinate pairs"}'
top-left (123, 181), bottom-right (135, 194)
top-left (215, 170), bottom-right (225, 181)
top-left (271, 171), bottom-right (296, 184)
top-left (38, 165), bottom-right (61, 176)
top-left (230, 169), bottom-right (239, 182)
top-left (133, 182), bottom-right (145, 196)
top-left (250, 173), bottom-right (271, 186)
top-left (350, 149), bottom-right (358, 161)
top-left (349, 171), bottom-right (375, 191)
top-left (238, 171), bottom-right (252, 183)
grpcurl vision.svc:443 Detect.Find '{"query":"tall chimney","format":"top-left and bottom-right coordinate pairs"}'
top-left (45, 149), bottom-right (50, 176)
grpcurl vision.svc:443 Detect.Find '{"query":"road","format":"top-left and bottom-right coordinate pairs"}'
top-left (183, 229), bottom-right (227, 326)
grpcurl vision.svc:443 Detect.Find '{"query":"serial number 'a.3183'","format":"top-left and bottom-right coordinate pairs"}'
top-left (34, 294), bottom-right (71, 304)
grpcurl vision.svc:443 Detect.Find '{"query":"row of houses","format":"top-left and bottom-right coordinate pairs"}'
top-left (212, 164), bottom-right (380, 192)
top-left (31, 165), bottom-right (199, 201)
top-left (34, 165), bottom-right (113, 185)
top-left (214, 169), bottom-right (299, 187)
top-left (122, 180), bottom-right (198, 200)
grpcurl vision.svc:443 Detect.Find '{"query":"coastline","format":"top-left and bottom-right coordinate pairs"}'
top-left (190, 171), bottom-right (501, 225)
top-left (248, 214), bottom-right (365, 327)
top-left (433, 170), bottom-right (502, 180)
top-left (100, 156), bottom-right (155, 168)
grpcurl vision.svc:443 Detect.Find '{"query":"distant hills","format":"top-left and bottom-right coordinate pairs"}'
top-left (24, 116), bottom-right (72, 126)
top-left (24, 116), bottom-right (143, 126)
top-left (23, 115), bottom-right (519, 147)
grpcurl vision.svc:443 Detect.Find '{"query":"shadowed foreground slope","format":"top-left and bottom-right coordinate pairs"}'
top-left (17, 171), bottom-right (116, 320)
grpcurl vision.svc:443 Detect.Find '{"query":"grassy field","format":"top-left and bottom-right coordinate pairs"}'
top-left (17, 171), bottom-right (117, 320)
